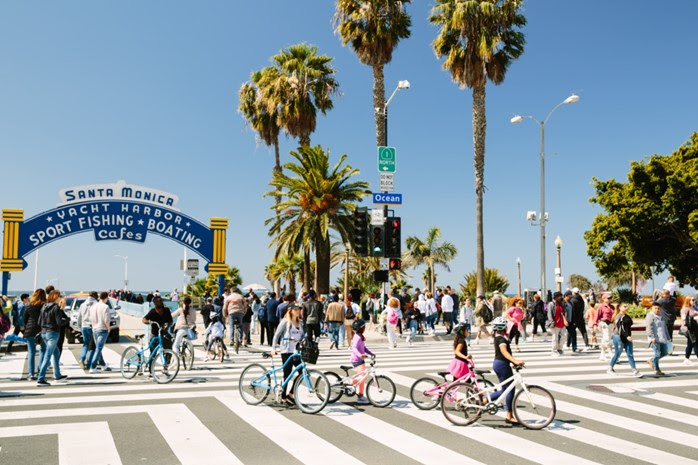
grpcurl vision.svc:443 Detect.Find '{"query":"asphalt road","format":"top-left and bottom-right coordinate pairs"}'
top-left (0, 328), bottom-right (697, 465)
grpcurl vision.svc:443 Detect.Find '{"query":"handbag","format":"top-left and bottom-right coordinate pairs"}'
top-left (186, 327), bottom-right (198, 341)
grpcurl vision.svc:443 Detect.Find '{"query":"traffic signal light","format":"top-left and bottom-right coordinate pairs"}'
top-left (372, 270), bottom-right (389, 282)
top-left (370, 224), bottom-right (385, 257)
top-left (385, 217), bottom-right (401, 258)
top-left (353, 207), bottom-right (368, 256)
top-left (389, 258), bottom-right (401, 271)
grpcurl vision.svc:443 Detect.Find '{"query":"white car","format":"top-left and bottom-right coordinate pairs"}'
top-left (64, 293), bottom-right (121, 343)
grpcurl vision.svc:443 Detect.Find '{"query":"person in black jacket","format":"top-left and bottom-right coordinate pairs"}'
top-left (530, 293), bottom-right (547, 342)
top-left (37, 290), bottom-right (69, 386)
top-left (608, 303), bottom-right (642, 377)
top-left (405, 302), bottom-right (420, 346)
top-left (568, 289), bottom-right (590, 352)
top-left (23, 289), bottom-right (45, 380)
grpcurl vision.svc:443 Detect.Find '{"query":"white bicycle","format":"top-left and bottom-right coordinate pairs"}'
top-left (441, 365), bottom-right (556, 429)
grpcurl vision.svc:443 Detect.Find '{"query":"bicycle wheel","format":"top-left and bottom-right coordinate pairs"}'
top-left (441, 382), bottom-right (483, 426)
top-left (150, 349), bottom-right (180, 384)
top-left (320, 371), bottom-right (343, 403)
top-left (181, 340), bottom-right (195, 371)
top-left (239, 363), bottom-right (270, 405)
top-left (366, 375), bottom-right (396, 408)
top-left (512, 385), bottom-right (556, 430)
top-left (293, 369), bottom-right (329, 414)
top-left (410, 377), bottom-right (440, 410)
top-left (120, 346), bottom-right (142, 379)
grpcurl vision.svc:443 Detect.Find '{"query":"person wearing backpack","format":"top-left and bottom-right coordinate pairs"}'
top-left (385, 297), bottom-right (400, 349)
top-left (474, 295), bottom-right (493, 344)
top-left (344, 295), bottom-right (359, 347)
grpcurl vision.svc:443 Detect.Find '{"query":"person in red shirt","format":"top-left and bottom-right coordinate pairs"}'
top-left (546, 292), bottom-right (568, 357)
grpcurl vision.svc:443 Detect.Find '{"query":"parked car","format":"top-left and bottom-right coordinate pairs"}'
top-left (63, 293), bottom-right (121, 343)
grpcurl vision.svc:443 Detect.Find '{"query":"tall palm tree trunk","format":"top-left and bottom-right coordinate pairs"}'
top-left (430, 262), bottom-right (435, 293)
top-left (299, 134), bottom-right (311, 147)
top-left (303, 249), bottom-right (311, 292)
top-left (315, 232), bottom-right (331, 295)
top-left (273, 135), bottom-right (282, 215)
top-left (289, 275), bottom-right (296, 295)
top-left (473, 83), bottom-right (486, 297)
top-left (373, 65), bottom-right (386, 147)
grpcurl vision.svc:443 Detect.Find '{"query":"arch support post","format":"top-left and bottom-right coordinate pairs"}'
top-left (207, 218), bottom-right (228, 297)
top-left (1, 209), bottom-right (24, 295)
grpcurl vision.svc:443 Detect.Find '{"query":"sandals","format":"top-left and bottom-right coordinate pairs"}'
top-left (505, 417), bottom-right (520, 425)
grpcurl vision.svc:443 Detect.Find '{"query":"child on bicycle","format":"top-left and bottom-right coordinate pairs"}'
top-left (204, 315), bottom-right (227, 361)
top-left (489, 316), bottom-right (525, 424)
top-left (448, 322), bottom-right (473, 379)
top-left (350, 319), bottom-right (374, 405)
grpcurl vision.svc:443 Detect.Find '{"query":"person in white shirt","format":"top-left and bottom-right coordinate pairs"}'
top-left (662, 276), bottom-right (678, 296)
top-left (441, 289), bottom-right (455, 335)
top-left (459, 297), bottom-right (476, 345)
top-left (88, 292), bottom-right (111, 373)
top-left (203, 315), bottom-right (227, 360)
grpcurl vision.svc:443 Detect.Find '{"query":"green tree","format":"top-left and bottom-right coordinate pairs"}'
top-left (266, 145), bottom-right (370, 294)
top-left (263, 43), bottom-right (340, 285)
top-left (405, 227), bottom-right (458, 292)
top-left (275, 252), bottom-right (304, 295)
top-left (333, 0), bottom-right (412, 146)
top-left (568, 274), bottom-right (592, 291)
top-left (238, 67), bottom-right (282, 213)
top-left (430, 0), bottom-right (525, 296)
top-left (460, 267), bottom-right (510, 298)
top-left (585, 133), bottom-right (698, 287)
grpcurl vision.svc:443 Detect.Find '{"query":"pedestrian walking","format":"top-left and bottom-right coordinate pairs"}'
top-left (405, 301), bottom-right (420, 346)
top-left (223, 288), bottom-right (247, 346)
top-left (646, 301), bottom-right (671, 376)
top-left (37, 290), bottom-right (68, 386)
top-left (608, 303), bottom-right (642, 377)
top-left (344, 295), bottom-right (359, 347)
top-left (385, 298), bottom-right (400, 349)
top-left (655, 289), bottom-right (677, 350)
top-left (88, 292), bottom-right (112, 374)
top-left (201, 297), bottom-right (214, 329)
top-left (22, 289), bottom-right (44, 381)
top-left (491, 291), bottom-right (504, 319)
top-left (441, 288), bottom-right (454, 335)
top-left (474, 295), bottom-right (493, 344)
top-left (529, 293), bottom-right (547, 342)
top-left (505, 297), bottom-right (525, 352)
top-left (585, 299), bottom-right (599, 348)
top-left (325, 295), bottom-right (344, 350)
top-left (423, 292), bottom-right (438, 335)
top-left (458, 297), bottom-right (475, 345)
top-left (594, 293), bottom-right (615, 361)
top-left (302, 290), bottom-right (323, 343)
top-left (569, 288), bottom-right (591, 352)
top-left (679, 297), bottom-right (698, 365)
top-left (264, 293), bottom-right (280, 347)
top-left (547, 292), bottom-right (568, 357)
top-left (77, 291), bottom-right (99, 369)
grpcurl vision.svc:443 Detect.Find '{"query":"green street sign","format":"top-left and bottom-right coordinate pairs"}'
top-left (378, 146), bottom-right (396, 173)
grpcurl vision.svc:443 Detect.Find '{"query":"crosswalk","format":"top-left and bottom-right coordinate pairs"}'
top-left (0, 334), bottom-right (697, 465)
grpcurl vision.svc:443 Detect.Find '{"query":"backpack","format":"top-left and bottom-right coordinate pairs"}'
top-left (0, 310), bottom-right (10, 334)
top-left (345, 305), bottom-right (355, 320)
top-left (482, 303), bottom-right (494, 324)
top-left (388, 309), bottom-right (398, 325)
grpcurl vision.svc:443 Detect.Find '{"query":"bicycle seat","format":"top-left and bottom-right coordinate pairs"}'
top-left (475, 369), bottom-right (490, 376)
top-left (437, 371), bottom-right (450, 378)
top-left (134, 334), bottom-right (145, 341)
top-left (340, 365), bottom-right (354, 372)
top-left (262, 352), bottom-right (272, 359)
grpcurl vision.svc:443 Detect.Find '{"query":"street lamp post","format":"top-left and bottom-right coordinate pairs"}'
top-left (511, 94), bottom-right (579, 302)
top-left (516, 257), bottom-right (522, 297)
top-left (114, 255), bottom-right (128, 290)
top-left (554, 235), bottom-right (563, 292)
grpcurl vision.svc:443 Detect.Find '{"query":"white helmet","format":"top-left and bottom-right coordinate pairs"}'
top-left (491, 316), bottom-right (508, 331)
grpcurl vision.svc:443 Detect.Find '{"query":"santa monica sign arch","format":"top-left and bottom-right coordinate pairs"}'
top-left (0, 180), bottom-right (228, 294)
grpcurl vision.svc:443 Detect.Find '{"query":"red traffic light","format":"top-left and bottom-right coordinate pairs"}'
top-left (392, 219), bottom-right (400, 228)
top-left (389, 259), bottom-right (401, 270)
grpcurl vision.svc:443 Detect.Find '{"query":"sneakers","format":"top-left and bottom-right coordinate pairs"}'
top-left (79, 360), bottom-right (85, 369)
top-left (55, 375), bottom-right (68, 381)
top-left (683, 358), bottom-right (693, 366)
top-left (582, 346), bottom-right (591, 352)
top-left (599, 354), bottom-right (607, 361)
top-left (655, 370), bottom-right (665, 376)
top-left (606, 367), bottom-right (616, 375)
top-left (89, 368), bottom-right (98, 374)
top-left (356, 395), bottom-right (369, 405)
top-left (475, 337), bottom-right (480, 345)
top-left (37, 379), bottom-right (50, 387)
top-left (632, 370), bottom-right (642, 378)
top-left (551, 351), bottom-right (561, 357)
top-left (647, 360), bottom-right (655, 371)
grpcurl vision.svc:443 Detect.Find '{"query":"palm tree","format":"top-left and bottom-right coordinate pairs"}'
top-left (405, 227), bottom-right (458, 292)
top-left (460, 267), bottom-right (510, 298)
top-left (238, 67), bottom-right (282, 212)
top-left (334, 0), bottom-right (411, 146)
top-left (274, 252), bottom-right (304, 295)
top-left (266, 145), bottom-right (370, 294)
top-left (262, 43), bottom-right (340, 282)
top-left (430, 0), bottom-right (525, 296)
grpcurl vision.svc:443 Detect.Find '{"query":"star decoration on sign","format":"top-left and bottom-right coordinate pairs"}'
top-left (138, 219), bottom-right (144, 226)
top-left (186, 222), bottom-right (191, 227)
top-left (46, 216), bottom-right (53, 222)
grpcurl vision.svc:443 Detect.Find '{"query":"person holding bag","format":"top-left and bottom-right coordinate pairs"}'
top-left (679, 297), bottom-right (698, 365)
top-left (608, 303), bottom-right (642, 377)
top-left (547, 292), bottom-right (568, 357)
top-left (37, 290), bottom-right (69, 386)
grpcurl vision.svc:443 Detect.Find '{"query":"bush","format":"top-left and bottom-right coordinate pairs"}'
top-left (612, 288), bottom-right (638, 304)
top-left (626, 304), bottom-right (647, 319)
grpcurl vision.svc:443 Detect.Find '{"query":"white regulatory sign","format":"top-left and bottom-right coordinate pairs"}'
top-left (379, 258), bottom-right (389, 271)
top-left (370, 208), bottom-right (384, 226)
top-left (186, 259), bottom-right (199, 276)
top-left (379, 173), bottom-right (394, 192)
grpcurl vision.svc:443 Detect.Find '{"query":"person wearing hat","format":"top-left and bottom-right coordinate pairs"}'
top-left (546, 292), bottom-right (568, 357)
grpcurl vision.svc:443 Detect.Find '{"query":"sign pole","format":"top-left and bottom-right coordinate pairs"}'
top-left (383, 109), bottom-right (389, 301)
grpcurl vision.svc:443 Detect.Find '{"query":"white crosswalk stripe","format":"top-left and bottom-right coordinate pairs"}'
top-left (0, 336), bottom-right (696, 464)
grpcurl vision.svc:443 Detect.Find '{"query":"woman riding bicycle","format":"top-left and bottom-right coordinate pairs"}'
top-left (448, 322), bottom-right (472, 379)
top-left (489, 316), bottom-right (525, 424)
top-left (271, 303), bottom-right (304, 405)
top-left (350, 319), bottom-right (374, 405)
top-left (172, 297), bottom-right (196, 355)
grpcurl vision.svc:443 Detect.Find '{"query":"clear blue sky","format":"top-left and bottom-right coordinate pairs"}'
top-left (1, 1), bottom-right (696, 295)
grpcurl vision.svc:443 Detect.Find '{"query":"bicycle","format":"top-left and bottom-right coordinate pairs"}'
top-left (322, 356), bottom-right (396, 407)
top-left (409, 359), bottom-right (494, 410)
top-left (168, 327), bottom-right (195, 371)
top-left (232, 318), bottom-right (241, 354)
top-left (206, 335), bottom-right (228, 363)
top-left (120, 322), bottom-right (180, 384)
top-left (440, 365), bottom-right (556, 429)
top-left (238, 338), bottom-right (329, 414)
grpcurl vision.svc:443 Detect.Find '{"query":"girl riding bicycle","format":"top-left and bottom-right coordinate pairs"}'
top-left (448, 322), bottom-right (473, 379)
top-left (489, 316), bottom-right (525, 424)
top-left (350, 319), bottom-right (374, 405)
top-left (204, 315), bottom-right (227, 361)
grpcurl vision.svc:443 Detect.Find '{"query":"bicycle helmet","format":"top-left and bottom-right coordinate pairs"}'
top-left (453, 322), bottom-right (469, 335)
top-left (352, 319), bottom-right (367, 332)
top-left (490, 316), bottom-right (508, 332)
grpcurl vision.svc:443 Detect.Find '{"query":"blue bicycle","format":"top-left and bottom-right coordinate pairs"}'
top-left (120, 322), bottom-right (180, 384)
top-left (238, 339), bottom-right (329, 414)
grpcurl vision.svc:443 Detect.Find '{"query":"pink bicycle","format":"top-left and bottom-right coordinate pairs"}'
top-left (409, 359), bottom-right (494, 410)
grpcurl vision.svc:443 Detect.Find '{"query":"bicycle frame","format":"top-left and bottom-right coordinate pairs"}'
top-left (251, 353), bottom-right (311, 393)
top-left (338, 362), bottom-right (378, 388)
top-left (424, 370), bottom-right (479, 397)
top-left (462, 368), bottom-right (537, 412)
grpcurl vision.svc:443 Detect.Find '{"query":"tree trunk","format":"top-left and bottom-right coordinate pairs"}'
top-left (473, 83), bottom-right (487, 297)
top-left (273, 135), bottom-right (282, 216)
top-left (373, 65), bottom-right (386, 147)
top-left (303, 249), bottom-right (311, 292)
top-left (315, 232), bottom-right (331, 295)
top-left (290, 275), bottom-right (296, 296)
top-left (430, 263), bottom-right (435, 293)
top-left (343, 251), bottom-right (349, 300)
top-left (299, 133), bottom-right (311, 148)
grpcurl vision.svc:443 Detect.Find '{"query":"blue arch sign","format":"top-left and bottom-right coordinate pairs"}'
top-left (1, 180), bottom-right (228, 294)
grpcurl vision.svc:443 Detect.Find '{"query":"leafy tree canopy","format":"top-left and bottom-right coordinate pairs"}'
top-left (568, 274), bottom-right (592, 291)
top-left (460, 268), bottom-right (510, 298)
top-left (585, 133), bottom-right (698, 287)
